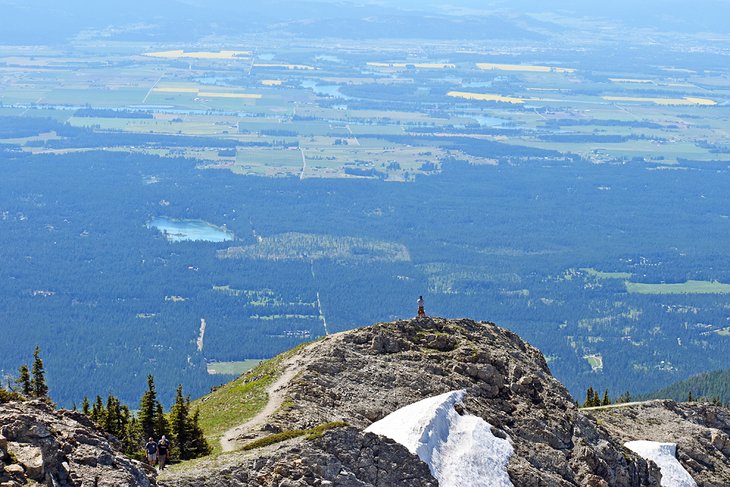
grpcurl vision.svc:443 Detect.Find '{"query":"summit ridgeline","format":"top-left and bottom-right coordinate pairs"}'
top-left (3, 318), bottom-right (729, 486)
top-left (158, 317), bottom-right (730, 486)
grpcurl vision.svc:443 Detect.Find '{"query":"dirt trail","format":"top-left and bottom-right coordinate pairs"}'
top-left (219, 356), bottom-right (303, 452)
top-left (581, 399), bottom-right (666, 411)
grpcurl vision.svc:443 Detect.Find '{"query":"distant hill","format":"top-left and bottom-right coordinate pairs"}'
top-left (643, 370), bottom-right (730, 405)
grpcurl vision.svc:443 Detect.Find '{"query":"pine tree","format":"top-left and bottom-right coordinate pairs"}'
top-left (81, 396), bottom-right (90, 415)
top-left (15, 364), bottom-right (31, 397)
top-left (592, 390), bottom-right (601, 407)
top-left (687, 391), bottom-right (694, 402)
top-left (91, 395), bottom-right (105, 424)
top-left (187, 408), bottom-right (211, 458)
top-left (602, 389), bottom-right (610, 406)
top-left (169, 384), bottom-right (190, 459)
top-left (103, 395), bottom-right (122, 437)
top-left (583, 386), bottom-right (595, 407)
top-left (138, 375), bottom-right (158, 441)
top-left (30, 346), bottom-right (48, 399)
top-left (154, 401), bottom-right (169, 439)
top-left (122, 416), bottom-right (142, 457)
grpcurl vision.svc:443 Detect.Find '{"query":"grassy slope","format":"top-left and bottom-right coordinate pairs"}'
top-left (192, 343), bottom-right (308, 455)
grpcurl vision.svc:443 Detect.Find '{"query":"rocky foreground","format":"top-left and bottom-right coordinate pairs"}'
top-left (160, 317), bottom-right (729, 487)
top-left (0, 400), bottom-right (155, 486)
top-left (3, 318), bottom-right (729, 487)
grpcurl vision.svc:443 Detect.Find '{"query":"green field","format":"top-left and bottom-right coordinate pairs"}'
top-left (625, 280), bottom-right (730, 295)
top-left (584, 354), bottom-right (604, 372)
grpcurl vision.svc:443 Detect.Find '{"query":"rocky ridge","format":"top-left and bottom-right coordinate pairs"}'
top-left (0, 399), bottom-right (155, 487)
top-left (587, 400), bottom-right (730, 487)
top-left (162, 317), bottom-right (688, 486)
top-left (4, 318), bottom-right (728, 487)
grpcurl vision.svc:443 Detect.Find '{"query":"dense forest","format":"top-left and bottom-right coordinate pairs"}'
top-left (1, 147), bottom-right (729, 406)
top-left (642, 370), bottom-right (730, 405)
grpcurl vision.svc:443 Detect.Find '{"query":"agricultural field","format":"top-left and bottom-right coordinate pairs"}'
top-left (3, 31), bottom-right (730, 173)
top-left (626, 280), bottom-right (730, 295)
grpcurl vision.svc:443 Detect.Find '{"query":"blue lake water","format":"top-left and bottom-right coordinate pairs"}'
top-left (147, 217), bottom-right (234, 242)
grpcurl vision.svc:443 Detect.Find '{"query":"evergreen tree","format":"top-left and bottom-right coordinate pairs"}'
top-left (617, 391), bottom-right (632, 404)
top-left (81, 396), bottom-right (90, 415)
top-left (602, 390), bottom-right (610, 406)
top-left (15, 364), bottom-right (31, 397)
top-left (169, 384), bottom-right (190, 459)
top-left (583, 386), bottom-right (595, 407)
top-left (122, 416), bottom-right (142, 457)
top-left (138, 375), bottom-right (158, 441)
top-left (687, 391), bottom-right (694, 402)
top-left (154, 401), bottom-right (169, 439)
top-left (592, 390), bottom-right (601, 407)
top-left (30, 346), bottom-right (48, 399)
top-left (103, 395), bottom-right (122, 437)
top-left (91, 395), bottom-right (105, 424)
top-left (187, 408), bottom-right (211, 458)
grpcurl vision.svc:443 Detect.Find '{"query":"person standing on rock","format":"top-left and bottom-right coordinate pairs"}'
top-left (417, 295), bottom-right (426, 318)
top-left (157, 435), bottom-right (170, 470)
top-left (145, 437), bottom-right (158, 466)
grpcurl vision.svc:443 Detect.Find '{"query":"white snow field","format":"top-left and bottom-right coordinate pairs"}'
top-left (624, 441), bottom-right (697, 487)
top-left (365, 390), bottom-right (514, 487)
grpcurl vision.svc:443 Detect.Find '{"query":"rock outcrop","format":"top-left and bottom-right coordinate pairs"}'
top-left (0, 399), bottom-right (155, 486)
top-left (8, 318), bottom-right (728, 487)
top-left (586, 400), bottom-right (730, 487)
top-left (162, 318), bottom-right (666, 486)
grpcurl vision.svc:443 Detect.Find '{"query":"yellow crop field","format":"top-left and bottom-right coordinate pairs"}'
top-left (603, 96), bottom-right (716, 106)
top-left (367, 62), bottom-right (455, 69)
top-left (143, 50), bottom-right (251, 59)
top-left (254, 63), bottom-right (316, 70)
top-left (260, 80), bottom-right (283, 86)
top-left (609, 78), bottom-right (654, 84)
top-left (476, 63), bottom-right (575, 73)
top-left (198, 92), bottom-right (262, 99)
top-left (447, 91), bottom-right (525, 104)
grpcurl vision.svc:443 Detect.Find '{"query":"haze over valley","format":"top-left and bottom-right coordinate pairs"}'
top-left (1, 0), bottom-right (729, 410)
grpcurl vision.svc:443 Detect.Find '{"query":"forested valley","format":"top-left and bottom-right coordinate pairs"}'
top-left (1, 145), bottom-right (729, 406)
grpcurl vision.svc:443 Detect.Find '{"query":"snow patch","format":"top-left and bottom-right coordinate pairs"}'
top-left (625, 441), bottom-right (697, 487)
top-left (365, 390), bottom-right (514, 487)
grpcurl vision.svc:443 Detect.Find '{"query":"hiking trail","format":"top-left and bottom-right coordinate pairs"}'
top-left (219, 356), bottom-right (304, 452)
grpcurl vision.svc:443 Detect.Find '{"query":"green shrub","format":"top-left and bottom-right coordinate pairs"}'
top-left (241, 421), bottom-right (348, 451)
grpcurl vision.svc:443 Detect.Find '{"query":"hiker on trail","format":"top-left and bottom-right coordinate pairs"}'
top-left (157, 435), bottom-right (170, 470)
top-left (417, 295), bottom-right (426, 318)
top-left (145, 437), bottom-right (158, 466)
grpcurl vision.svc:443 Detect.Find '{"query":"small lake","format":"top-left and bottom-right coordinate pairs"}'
top-left (148, 217), bottom-right (234, 243)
